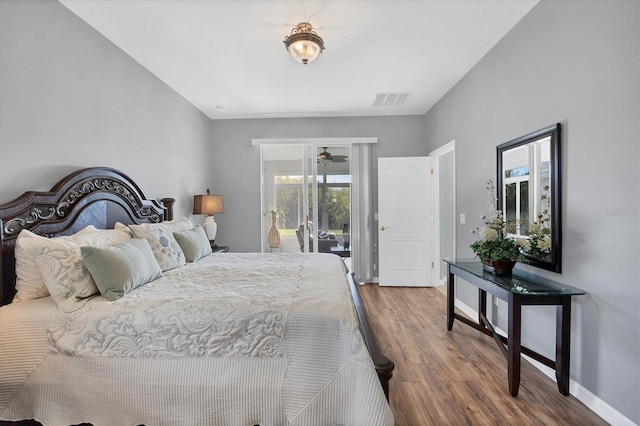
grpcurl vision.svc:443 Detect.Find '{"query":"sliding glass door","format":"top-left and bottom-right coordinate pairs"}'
top-left (261, 144), bottom-right (351, 254)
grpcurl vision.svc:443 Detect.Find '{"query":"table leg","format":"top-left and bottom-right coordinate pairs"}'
top-left (508, 293), bottom-right (522, 397)
top-left (479, 289), bottom-right (487, 324)
top-left (556, 297), bottom-right (571, 395)
top-left (447, 268), bottom-right (455, 330)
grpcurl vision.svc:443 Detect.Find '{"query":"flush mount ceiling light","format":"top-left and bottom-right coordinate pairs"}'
top-left (283, 22), bottom-right (325, 65)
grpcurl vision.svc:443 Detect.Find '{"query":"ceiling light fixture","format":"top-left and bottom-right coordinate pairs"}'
top-left (283, 22), bottom-right (325, 65)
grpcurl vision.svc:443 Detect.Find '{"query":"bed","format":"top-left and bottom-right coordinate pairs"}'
top-left (0, 167), bottom-right (394, 426)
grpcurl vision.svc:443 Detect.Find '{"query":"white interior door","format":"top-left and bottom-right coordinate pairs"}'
top-left (378, 157), bottom-right (433, 286)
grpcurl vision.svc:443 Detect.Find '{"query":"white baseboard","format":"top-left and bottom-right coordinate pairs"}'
top-left (453, 299), bottom-right (636, 426)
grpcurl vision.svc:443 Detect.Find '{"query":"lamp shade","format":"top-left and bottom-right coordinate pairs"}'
top-left (193, 194), bottom-right (224, 215)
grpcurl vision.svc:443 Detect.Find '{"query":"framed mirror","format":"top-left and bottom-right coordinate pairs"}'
top-left (497, 123), bottom-right (561, 273)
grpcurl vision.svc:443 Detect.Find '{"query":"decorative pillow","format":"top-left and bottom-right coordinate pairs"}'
top-left (114, 222), bottom-right (133, 233)
top-left (116, 218), bottom-right (192, 234)
top-left (81, 238), bottom-right (162, 301)
top-left (70, 227), bottom-right (133, 247)
top-left (14, 230), bottom-right (51, 302)
top-left (128, 223), bottom-right (186, 271)
top-left (13, 227), bottom-right (97, 303)
top-left (30, 238), bottom-right (99, 309)
top-left (77, 225), bottom-right (98, 234)
top-left (13, 226), bottom-right (133, 303)
top-left (162, 217), bottom-right (194, 233)
top-left (173, 225), bottom-right (213, 262)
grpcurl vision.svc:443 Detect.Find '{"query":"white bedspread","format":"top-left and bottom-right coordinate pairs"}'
top-left (0, 252), bottom-right (393, 426)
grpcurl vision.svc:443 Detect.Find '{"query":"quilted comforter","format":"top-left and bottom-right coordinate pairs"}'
top-left (0, 252), bottom-right (393, 426)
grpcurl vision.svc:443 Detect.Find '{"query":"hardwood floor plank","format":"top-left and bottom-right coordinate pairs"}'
top-left (359, 284), bottom-right (607, 425)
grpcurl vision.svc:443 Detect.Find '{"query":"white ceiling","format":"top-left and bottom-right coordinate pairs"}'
top-left (59, 0), bottom-right (538, 120)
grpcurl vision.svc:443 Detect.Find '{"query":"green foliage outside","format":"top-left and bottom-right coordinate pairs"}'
top-left (273, 180), bottom-right (350, 232)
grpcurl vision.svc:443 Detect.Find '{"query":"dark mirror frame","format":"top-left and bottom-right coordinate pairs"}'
top-left (497, 123), bottom-right (562, 273)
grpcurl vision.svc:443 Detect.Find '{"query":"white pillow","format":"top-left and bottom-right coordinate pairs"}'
top-left (128, 223), bottom-right (186, 272)
top-left (114, 222), bottom-right (131, 233)
top-left (116, 218), bottom-right (193, 234)
top-left (70, 227), bottom-right (133, 247)
top-left (163, 217), bottom-right (194, 233)
top-left (13, 230), bottom-right (53, 302)
top-left (34, 238), bottom-right (99, 310)
top-left (13, 226), bottom-right (132, 303)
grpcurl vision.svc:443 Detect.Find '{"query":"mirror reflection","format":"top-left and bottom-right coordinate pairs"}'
top-left (497, 123), bottom-right (561, 272)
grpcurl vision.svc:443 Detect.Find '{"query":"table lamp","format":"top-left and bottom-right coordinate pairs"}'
top-left (193, 190), bottom-right (224, 243)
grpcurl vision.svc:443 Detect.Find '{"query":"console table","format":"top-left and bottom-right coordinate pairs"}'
top-left (443, 259), bottom-right (585, 397)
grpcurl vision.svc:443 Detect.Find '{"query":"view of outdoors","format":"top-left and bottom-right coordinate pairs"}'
top-left (274, 174), bottom-right (350, 235)
top-left (261, 144), bottom-right (352, 253)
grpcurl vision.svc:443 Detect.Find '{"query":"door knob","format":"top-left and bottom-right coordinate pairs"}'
top-left (380, 225), bottom-right (386, 231)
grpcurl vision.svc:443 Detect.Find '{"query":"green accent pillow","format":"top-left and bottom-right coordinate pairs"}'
top-left (81, 238), bottom-right (162, 301)
top-left (173, 225), bottom-right (213, 262)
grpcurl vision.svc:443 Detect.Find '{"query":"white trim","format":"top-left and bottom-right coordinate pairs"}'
top-left (430, 140), bottom-right (456, 157)
top-left (259, 145), bottom-right (266, 252)
top-left (454, 298), bottom-right (477, 320)
top-left (430, 140), bottom-right (456, 285)
top-left (252, 137), bottom-right (377, 146)
top-left (452, 296), bottom-right (636, 426)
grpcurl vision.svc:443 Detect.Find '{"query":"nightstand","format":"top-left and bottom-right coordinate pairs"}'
top-left (210, 243), bottom-right (229, 253)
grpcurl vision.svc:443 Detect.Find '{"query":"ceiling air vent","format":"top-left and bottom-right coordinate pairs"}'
top-left (373, 92), bottom-right (410, 107)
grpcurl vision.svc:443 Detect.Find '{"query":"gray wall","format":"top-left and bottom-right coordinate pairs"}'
top-left (210, 116), bottom-right (426, 252)
top-left (1, 0), bottom-right (636, 421)
top-left (423, 0), bottom-right (639, 422)
top-left (0, 0), bottom-right (212, 216)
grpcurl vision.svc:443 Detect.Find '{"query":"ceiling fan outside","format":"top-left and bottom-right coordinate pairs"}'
top-left (317, 147), bottom-right (348, 163)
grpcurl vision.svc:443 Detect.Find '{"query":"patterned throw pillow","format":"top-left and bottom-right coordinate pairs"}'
top-left (28, 237), bottom-right (99, 311)
top-left (13, 226), bottom-right (130, 303)
top-left (128, 223), bottom-right (186, 271)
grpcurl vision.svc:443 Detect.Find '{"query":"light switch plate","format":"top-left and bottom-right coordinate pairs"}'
top-left (460, 213), bottom-right (466, 224)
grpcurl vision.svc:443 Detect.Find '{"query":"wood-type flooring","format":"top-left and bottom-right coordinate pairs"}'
top-left (358, 284), bottom-right (608, 426)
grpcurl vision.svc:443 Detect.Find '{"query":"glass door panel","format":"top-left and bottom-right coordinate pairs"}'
top-left (261, 144), bottom-right (351, 254)
top-left (316, 146), bottom-right (351, 252)
top-left (262, 144), bottom-right (307, 252)
top-left (304, 144), bottom-right (316, 253)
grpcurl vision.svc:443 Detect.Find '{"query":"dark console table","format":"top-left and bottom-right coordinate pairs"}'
top-left (443, 259), bottom-right (585, 397)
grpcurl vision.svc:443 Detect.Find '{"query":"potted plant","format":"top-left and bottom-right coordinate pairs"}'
top-left (470, 180), bottom-right (523, 274)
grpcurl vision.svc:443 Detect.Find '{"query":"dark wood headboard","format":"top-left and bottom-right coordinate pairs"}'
top-left (0, 167), bottom-right (174, 305)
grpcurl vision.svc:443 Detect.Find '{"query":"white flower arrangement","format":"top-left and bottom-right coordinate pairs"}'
top-left (520, 222), bottom-right (552, 260)
top-left (470, 180), bottom-right (523, 263)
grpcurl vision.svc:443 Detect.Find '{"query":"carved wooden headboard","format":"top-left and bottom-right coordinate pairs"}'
top-left (0, 167), bottom-right (174, 305)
